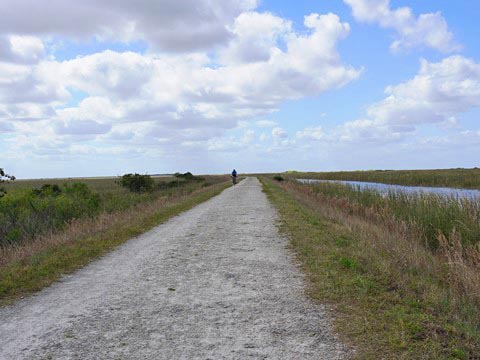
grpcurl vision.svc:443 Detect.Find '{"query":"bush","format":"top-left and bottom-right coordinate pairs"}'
top-left (118, 173), bottom-right (155, 193)
top-left (174, 172), bottom-right (205, 181)
top-left (273, 175), bottom-right (284, 182)
top-left (0, 183), bottom-right (100, 247)
top-left (33, 184), bottom-right (62, 197)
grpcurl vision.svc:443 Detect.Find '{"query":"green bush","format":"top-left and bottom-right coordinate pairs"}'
top-left (0, 183), bottom-right (100, 247)
top-left (174, 172), bottom-right (205, 181)
top-left (273, 175), bottom-right (284, 182)
top-left (33, 184), bottom-right (62, 197)
top-left (118, 173), bottom-right (155, 193)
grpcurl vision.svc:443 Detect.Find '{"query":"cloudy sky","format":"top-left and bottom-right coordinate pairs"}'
top-left (1, 0), bottom-right (479, 178)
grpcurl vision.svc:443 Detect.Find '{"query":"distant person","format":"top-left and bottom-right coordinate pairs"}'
top-left (231, 169), bottom-right (237, 185)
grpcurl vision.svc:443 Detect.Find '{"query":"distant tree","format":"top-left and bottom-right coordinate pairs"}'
top-left (33, 184), bottom-right (62, 197)
top-left (0, 168), bottom-right (15, 198)
top-left (173, 172), bottom-right (204, 181)
top-left (118, 173), bottom-right (154, 193)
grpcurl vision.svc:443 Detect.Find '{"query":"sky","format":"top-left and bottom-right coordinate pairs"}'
top-left (0, 0), bottom-right (479, 178)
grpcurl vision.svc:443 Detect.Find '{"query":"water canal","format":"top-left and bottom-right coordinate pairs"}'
top-left (297, 179), bottom-right (480, 201)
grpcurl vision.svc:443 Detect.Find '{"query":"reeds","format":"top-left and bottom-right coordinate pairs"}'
top-left (283, 179), bottom-right (480, 305)
top-left (289, 168), bottom-right (480, 189)
top-left (301, 181), bottom-right (480, 248)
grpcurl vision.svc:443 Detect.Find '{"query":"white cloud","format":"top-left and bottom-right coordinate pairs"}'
top-left (255, 120), bottom-right (277, 128)
top-left (272, 127), bottom-right (287, 139)
top-left (219, 11), bottom-right (291, 64)
top-left (2, 10), bottom-right (360, 160)
top-left (0, 35), bottom-right (45, 64)
top-left (241, 129), bottom-right (256, 144)
top-left (259, 133), bottom-right (269, 142)
top-left (368, 56), bottom-right (480, 126)
top-left (296, 126), bottom-right (324, 140)
top-left (0, 0), bottom-right (258, 52)
top-left (324, 56), bottom-right (480, 143)
top-left (55, 119), bottom-right (111, 135)
top-left (344, 0), bottom-right (458, 52)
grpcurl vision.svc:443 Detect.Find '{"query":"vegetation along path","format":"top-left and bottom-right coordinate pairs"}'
top-left (0, 177), bottom-right (348, 359)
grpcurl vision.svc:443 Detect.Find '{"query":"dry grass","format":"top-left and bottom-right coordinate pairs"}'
top-left (262, 177), bottom-right (480, 359)
top-left (437, 232), bottom-right (480, 302)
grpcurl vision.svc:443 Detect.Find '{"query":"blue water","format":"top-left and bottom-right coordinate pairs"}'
top-left (297, 179), bottom-right (480, 201)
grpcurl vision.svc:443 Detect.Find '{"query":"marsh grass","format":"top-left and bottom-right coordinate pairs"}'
top-left (288, 168), bottom-right (480, 190)
top-left (303, 181), bottom-right (480, 248)
top-left (261, 177), bottom-right (480, 359)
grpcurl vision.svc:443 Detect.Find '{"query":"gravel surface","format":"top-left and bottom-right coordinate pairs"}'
top-left (0, 177), bottom-right (349, 359)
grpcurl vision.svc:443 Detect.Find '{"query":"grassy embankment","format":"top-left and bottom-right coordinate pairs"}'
top-left (286, 168), bottom-right (480, 189)
top-left (261, 176), bottom-right (480, 359)
top-left (0, 175), bottom-right (230, 306)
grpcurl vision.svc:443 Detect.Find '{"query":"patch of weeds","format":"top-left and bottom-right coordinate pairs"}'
top-left (339, 257), bottom-right (359, 271)
top-left (335, 235), bottom-right (351, 247)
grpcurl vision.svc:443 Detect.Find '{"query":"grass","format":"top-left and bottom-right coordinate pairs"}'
top-left (0, 178), bottom-right (230, 306)
top-left (301, 181), bottom-right (480, 249)
top-left (261, 176), bottom-right (480, 359)
top-left (286, 168), bottom-right (480, 190)
top-left (0, 175), bottom-right (226, 247)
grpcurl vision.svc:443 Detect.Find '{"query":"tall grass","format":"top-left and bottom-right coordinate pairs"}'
top-left (285, 179), bottom-right (480, 304)
top-left (304, 181), bottom-right (480, 248)
top-left (287, 168), bottom-right (480, 189)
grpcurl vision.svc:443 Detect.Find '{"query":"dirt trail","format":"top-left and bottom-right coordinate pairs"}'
top-left (0, 177), bottom-right (349, 359)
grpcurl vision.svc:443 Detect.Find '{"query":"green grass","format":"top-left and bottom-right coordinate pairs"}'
top-left (0, 181), bottom-right (230, 306)
top-left (286, 168), bottom-right (480, 190)
top-left (0, 175), bottom-right (227, 247)
top-left (261, 177), bottom-right (480, 359)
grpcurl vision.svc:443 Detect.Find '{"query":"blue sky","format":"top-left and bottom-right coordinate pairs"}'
top-left (1, 0), bottom-right (479, 178)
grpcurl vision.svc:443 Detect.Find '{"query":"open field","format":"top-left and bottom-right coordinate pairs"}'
top-left (3, 175), bottom-right (173, 192)
top-left (285, 168), bottom-right (480, 190)
top-left (0, 174), bottom-right (230, 305)
top-left (261, 176), bottom-right (480, 359)
top-left (0, 175), bottom-right (227, 247)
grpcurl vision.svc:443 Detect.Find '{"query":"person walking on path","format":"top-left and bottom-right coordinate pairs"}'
top-left (231, 169), bottom-right (238, 185)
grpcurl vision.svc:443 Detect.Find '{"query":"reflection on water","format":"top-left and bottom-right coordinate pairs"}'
top-left (297, 179), bottom-right (480, 200)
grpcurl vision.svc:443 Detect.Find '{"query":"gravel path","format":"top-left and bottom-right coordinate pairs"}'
top-left (0, 177), bottom-right (349, 359)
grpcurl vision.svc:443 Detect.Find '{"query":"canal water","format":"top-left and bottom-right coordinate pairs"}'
top-left (297, 179), bottom-right (480, 201)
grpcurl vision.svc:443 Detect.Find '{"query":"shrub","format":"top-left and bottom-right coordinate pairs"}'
top-left (33, 184), bottom-right (62, 197)
top-left (0, 183), bottom-right (100, 247)
top-left (273, 175), bottom-right (284, 182)
top-left (174, 172), bottom-right (205, 181)
top-left (118, 173), bottom-right (155, 193)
